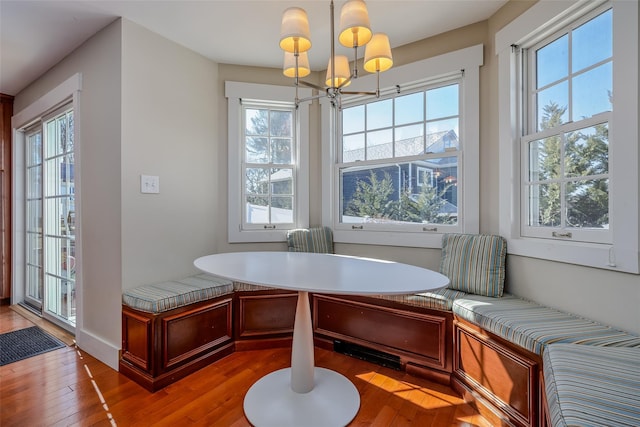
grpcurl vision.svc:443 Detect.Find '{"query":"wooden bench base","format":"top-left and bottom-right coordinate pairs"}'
top-left (312, 294), bottom-right (453, 385)
top-left (452, 317), bottom-right (542, 427)
top-left (120, 290), bottom-right (298, 391)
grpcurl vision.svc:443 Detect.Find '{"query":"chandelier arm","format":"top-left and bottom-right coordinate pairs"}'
top-left (297, 79), bottom-right (327, 92)
top-left (340, 90), bottom-right (377, 96)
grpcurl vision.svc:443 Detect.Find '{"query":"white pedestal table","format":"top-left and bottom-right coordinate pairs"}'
top-left (194, 251), bottom-right (449, 427)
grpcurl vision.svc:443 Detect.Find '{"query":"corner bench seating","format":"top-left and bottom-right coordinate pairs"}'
top-left (120, 232), bottom-right (639, 427)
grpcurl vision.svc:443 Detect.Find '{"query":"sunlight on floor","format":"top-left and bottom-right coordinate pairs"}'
top-left (77, 347), bottom-right (117, 427)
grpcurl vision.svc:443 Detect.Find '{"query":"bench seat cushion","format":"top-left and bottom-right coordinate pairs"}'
top-left (453, 294), bottom-right (640, 355)
top-left (371, 287), bottom-right (468, 311)
top-left (123, 274), bottom-right (234, 313)
top-left (543, 344), bottom-right (640, 427)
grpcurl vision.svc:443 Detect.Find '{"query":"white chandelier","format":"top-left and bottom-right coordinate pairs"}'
top-left (279, 0), bottom-right (393, 106)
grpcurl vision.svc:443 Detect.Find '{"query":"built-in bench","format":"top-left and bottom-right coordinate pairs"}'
top-left (120, 232), bottom-right (640, 427)
top-left (450, 293), bottom-right (640, 427)
top-left (120, 274), bottom-right (297, 392)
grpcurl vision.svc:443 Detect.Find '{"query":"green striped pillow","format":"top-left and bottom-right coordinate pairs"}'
top-left (440, 234), bottom-right (507, 297)
top-left (286, 226), bottom-right (334, 253)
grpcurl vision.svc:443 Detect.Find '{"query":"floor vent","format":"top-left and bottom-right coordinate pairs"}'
top-left (333, 340), bottom-right (401, 370)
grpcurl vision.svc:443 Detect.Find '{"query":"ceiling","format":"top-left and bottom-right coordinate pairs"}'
top-left (0, 0), bottom-right (508, 96)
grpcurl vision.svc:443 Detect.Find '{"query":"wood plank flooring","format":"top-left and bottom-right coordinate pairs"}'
top-left (0, 305), bottom-right (491, 426)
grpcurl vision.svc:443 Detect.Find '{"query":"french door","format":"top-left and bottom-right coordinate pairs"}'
top-left (24, 105), bottom-right (76, 332)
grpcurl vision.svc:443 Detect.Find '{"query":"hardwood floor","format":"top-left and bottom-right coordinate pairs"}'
top-left (0, 305), bottom-right (491, 426)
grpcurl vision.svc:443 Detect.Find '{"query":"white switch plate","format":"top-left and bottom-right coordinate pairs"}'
top-left (141, 175), bottom-right (160, 194)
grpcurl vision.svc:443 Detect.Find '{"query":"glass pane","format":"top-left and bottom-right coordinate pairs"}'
top-left (245, 137), bottom-right (268, 163)
top-left (366, 129), bottom-right (392, 160)
top-left (271, 197), bottom-right (293, 223)
top-left (45, 115), bottom-right (68, 159)
top-left (536, 34), bottom-right (568, 88)
top-left (426, 119), bottom-right (459, 152)
top-left (27, 166), bottom-right (41, 198)
top-left (395, 92), bottom-right (423, 125)
top-left (342, 134), bottom-right (365, 162)
top-left (66, 111), bottom-right (74, 154)
top-left (340, 159), bottom-right (458, 225)
top-left (426, 84), bottom-right (459, 120)
top-left (26, 200), bottom-right (42, 232)
top-left (26, 232), bottom-right (42, 266)
top-left (27, 133), bottom-right (42, 166)
top-left (572, 9), bottom-right (612, 72)
top-left (367, 99), bottom-right (392, 130)
top-left (566, 179), bottom-right (608, 228)
top-left (395, 124), bottom-right (424, 157)
top-left (572, 62), bottom-right (612, 120)
top-left (270, 110), bottom-right (292, 137)
top-left (529, 136), bottom-right (561, 181)
top-left (44, 274), bottom-right (75, 322)
top-left (271, 138), bottom-right (292, 164)
top-left (342, 105), bottom-right (364, 134)
top-left (537, 81), bottom-right (568, 131)
top-left (245, 168), bottom-right (269, 195)
top-left (245, 196), bottom-right (268, 223)
top-left (26, 265), bottom-right (42, 301)
top-left (45, 197), bottom-right (75, 237)
top-left (565, 123), bottom-right (608, 177)
top-left (245, 109), bottom-right (268, 135)
top-left (270, 168), bottom-right (293, 195)
top-left (46, 155), bottom-right (74, 196)
top-left (528, 183), bottom-right (561, 227)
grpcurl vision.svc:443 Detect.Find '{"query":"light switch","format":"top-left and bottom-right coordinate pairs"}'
top-left (141, 175), bottom-right (160, 194)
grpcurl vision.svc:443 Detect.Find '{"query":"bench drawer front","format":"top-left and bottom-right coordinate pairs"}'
top-left (454, 322), bottom-right (537, 427)
top-left (313, 295), bottom-right (448, 369)
top-left (237, 293), bottom-right (297, 338)
top-left (162, 298), bottom-right (233, 370)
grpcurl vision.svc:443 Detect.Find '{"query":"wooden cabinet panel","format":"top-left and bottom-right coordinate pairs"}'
top-left (454, 320), bottom-right (538, 427)
top-left (237, 292), bottom-right (296, 338)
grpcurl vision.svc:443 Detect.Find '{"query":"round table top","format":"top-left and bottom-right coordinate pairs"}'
top-left (194, 251), bottom-right (449, 295)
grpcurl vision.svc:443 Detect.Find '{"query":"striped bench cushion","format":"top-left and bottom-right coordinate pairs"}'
top-left (122, 274), bottom-right (234, 313)
top-left (233, 281), bottom-right (278, 292)
top-left (453, 294), bottom-right (640, 355)
top-left (543, 344), bottom-right (640, 427)
top-left (370, 287), bottom-right (468, 311)
top-left (440, 234), bottom-right (507, 297)
top-left (287, 226), bottom-right (334, 253)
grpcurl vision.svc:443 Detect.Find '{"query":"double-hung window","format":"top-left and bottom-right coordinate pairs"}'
top-left (497, 0), bottom-right (639, 273)
top-left (226, 82), bottom-right (311, 243)
top-left (323, 45), bottom-right (483, 248)
top-left (522, 7), bottom-right (612, 244)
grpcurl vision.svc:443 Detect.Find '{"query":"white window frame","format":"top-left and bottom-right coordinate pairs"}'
top-left (497, 0), bottom-right (639, 273)
top-left (321, 44), bottom-right (483, 248)
top-left (226, 81), bottom-right (311, 243)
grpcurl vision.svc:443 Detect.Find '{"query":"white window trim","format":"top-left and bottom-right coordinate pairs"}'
top-left (496, 0), bottom-right (639, 273)
top-left (321, 44), bottom-right (483, 248)
top-left (226, 81), bottom-right (311, 243)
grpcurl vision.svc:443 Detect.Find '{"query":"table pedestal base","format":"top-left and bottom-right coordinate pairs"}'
top-left (243, 367), bottom-right (360, 427)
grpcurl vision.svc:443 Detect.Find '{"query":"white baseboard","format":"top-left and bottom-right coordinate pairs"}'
top-left (76, 328), bottom-right (120, 371)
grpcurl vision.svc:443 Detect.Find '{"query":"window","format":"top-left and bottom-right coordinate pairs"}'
top-left (522, 7), bottom-right (612, 244)
top-left (338, 82), bottom-right (460, 230)
top-left (322, 45), bottom-right (483, 248)
top-left (497, 1), bottom-right (638, 273)
top-left (226, 82), bottom-right (311, 243)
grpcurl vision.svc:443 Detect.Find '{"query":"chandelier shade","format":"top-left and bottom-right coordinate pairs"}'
top-left (279, 7), bottom-right (312, 53)
top-left (279, 0), bottom-right (392, 105)
top-left (338, 0), bottom-right (372, 48)
top-left (325, 55), bottom-right (352, 87)
top-left (283, 52), bottom-right (311, 78)
top-left (364, 33), bottom-right (393, 73)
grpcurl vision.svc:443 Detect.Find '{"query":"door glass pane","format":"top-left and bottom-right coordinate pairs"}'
top-left (26, 265), bottom-right (42, 301)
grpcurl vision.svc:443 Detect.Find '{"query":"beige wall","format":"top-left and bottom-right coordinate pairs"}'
top-left (120, 19), bottom-right (219, 288)
top-left (12, 0), bottom-right (639, 369)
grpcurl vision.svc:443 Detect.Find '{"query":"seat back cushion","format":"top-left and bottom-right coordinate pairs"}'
top-left (286, 226), bottom-right (334, 253)
top-left (440, 233), bottom-right (507, 297)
